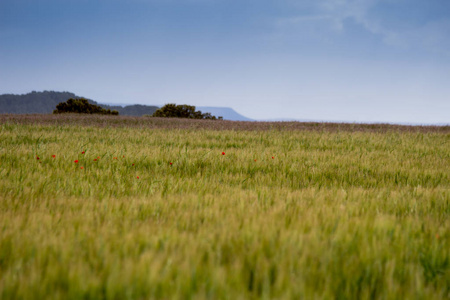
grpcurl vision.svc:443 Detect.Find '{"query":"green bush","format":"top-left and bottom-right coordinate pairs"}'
top-left (152, 104), bottom-right (222, 120)
top-left (53, 98), bottom-right (119, 115)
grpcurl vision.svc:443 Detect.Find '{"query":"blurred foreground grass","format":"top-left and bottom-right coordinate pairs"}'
top-left (0, 120), bottom-right (449, 299)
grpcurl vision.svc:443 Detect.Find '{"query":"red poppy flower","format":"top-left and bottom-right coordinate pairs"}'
top-left (113, 157), bottom-right (117, 160)
top-left (123, 155), bottom-right (125, 158)
top-left (74, 160), bottom-right (79, 163)
top-left (52, 155), bottom-right (56, 158)
top-left (254, 159), bottom-right (257, 162)
top-left (80, 166), bottom-right (84, 169)
top-left (272, 156), bottom-right (274, 159)
top-left (132, 164), bottom-right (135, 166)
top-left (36, 156), bottom-right (40, 160)
top-left (93, 159), bottom-right (97, 161)
top-left (97, 156), bottom-right (100, 159)
top-left (169, 162), bottom-right (173, 165)
top-left (136, 176), bottom-right (139, 179)
top-left (222, 152), bottom-right (225, 155)
top-left (81, 151), bottom-right (85, 154)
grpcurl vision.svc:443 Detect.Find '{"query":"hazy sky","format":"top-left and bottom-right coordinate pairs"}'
top-left (1, 0), bottom-right (449, 123)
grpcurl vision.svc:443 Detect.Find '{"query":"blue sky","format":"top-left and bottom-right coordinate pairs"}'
top-left (1, 0), bottom-right (449, 123)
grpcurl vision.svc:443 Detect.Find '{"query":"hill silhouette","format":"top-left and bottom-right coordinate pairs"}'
top-left (197, 106), bottom-right (252, 121)
top-left (0, 91), bottom-right (158, 116)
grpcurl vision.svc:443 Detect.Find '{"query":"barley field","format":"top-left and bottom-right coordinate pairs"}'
top-left (0, 115), bottom-right (449, 299)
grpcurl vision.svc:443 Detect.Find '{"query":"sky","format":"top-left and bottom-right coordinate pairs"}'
top-left (1, 0), bottom-right (449, 124)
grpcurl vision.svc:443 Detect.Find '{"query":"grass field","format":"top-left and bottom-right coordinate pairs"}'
top-left (1, 115), bottom-right (449, 299)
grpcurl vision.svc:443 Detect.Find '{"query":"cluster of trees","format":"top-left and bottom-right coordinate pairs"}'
top-left (53, 98), bottom-right (119, 115)
top-left (152, 104), bottom-right (222, 120)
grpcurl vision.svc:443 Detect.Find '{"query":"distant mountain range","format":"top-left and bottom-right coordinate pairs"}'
top-left (0, 91), bottom-right (252, 121)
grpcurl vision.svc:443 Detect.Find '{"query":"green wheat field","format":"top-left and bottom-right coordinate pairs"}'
top-left (1, 115), bottom-right (449, 299)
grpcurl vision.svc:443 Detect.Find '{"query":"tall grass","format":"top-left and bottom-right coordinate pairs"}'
top-left (0, 120), bottom-right (449, 299)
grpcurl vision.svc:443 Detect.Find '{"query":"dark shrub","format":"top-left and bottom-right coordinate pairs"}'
top-left (152, 104), bottom-right (221, 120)
top-left (53, 98), bottom-right (119, 115)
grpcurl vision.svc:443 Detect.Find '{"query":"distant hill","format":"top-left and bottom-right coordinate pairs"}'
top-left (93, 103), bottom-right (159, 116)
top-left (0, 91), bottom-right (77, 114)
top-left (0, 91), bottom-right (158, 116)
top-left (197, 106), bottom-right (253, 121)
top-left (0, 91), bottom-right (252, 120)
